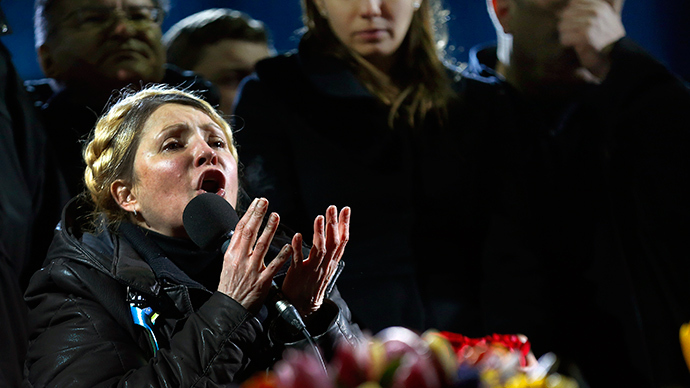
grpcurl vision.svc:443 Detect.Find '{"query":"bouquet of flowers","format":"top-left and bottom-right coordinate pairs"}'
top-left (241, 327), bottom-right (579, 388)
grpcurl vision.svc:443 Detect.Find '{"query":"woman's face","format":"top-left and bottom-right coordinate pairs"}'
top-left (124, 103), bottom-right (238, 238)
top-left (317, 0), bottom-right (417, 67)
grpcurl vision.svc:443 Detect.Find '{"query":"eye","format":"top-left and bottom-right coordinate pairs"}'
top-left (128, 7), bottom-right (153, 22)
top-left (77, 10), bottom-right (111, 24)
top-left (209, 137), bottom-right (227, 149)
top-left (162, 139), bottom-right (183, 151)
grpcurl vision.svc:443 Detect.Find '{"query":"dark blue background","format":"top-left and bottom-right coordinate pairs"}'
top-left (1, 1), bottom-right (688, 82)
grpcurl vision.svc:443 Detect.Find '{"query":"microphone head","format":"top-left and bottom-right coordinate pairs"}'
top-left (183, 193), bottom-right (239, 251)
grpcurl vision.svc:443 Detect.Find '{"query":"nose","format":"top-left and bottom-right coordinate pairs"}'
top-left (194, 141), bottom-right (218, 167)
top-left (109, 10), bottom-right (138, 37)
top-left (359, 0), bottom-right (383, 18)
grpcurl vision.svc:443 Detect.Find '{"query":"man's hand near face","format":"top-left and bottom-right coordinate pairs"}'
top-left (558, 0), bottom-right (626, 82)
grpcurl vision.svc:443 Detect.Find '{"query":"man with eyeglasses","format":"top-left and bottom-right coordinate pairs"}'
top-left (25, 0), bottom-right (220, 199)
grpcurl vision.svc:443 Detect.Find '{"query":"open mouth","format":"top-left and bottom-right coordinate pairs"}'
top-left (197, 169), bottom-right (226, 196)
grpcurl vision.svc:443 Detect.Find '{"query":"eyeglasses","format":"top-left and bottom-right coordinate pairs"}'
top-left (52, 5), bottom-right (164, 32)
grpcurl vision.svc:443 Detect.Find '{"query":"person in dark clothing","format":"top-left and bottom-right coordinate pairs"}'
top-left (233, 0), bottom-right (467, 335)
top-left (27, 0), bottom-right (220, 199)
top-left (23, 86), bottom-right (361, 387)
top-left (0, 6), bottom-right (68, 386)
top-left (457, 0), bottom-right (690, 386)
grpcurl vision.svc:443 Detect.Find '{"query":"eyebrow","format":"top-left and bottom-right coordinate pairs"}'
top-left (154, 121), bottom-right (226, 139)
top-left (155, 122), bottom-right (187, 138)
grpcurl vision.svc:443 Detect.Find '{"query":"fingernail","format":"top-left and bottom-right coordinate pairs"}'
top-left (282, 244), bottom-right (293, 257)
top-left (257, 198), bottom-right (267, 209)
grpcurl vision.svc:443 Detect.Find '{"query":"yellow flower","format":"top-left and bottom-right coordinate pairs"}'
top-left (679, 322), bottom-right (690, 371)
top-left (422, 330), bottom-right (458, 379)
top-left (367, 339), bottom-right (387, 381)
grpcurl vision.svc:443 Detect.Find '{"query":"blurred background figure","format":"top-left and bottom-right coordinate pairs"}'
top-left (163, 8), bottom-right (274, 115)
top-left (0, 2), bottom-right (67, 386)
top-left (26, 0), bottom-right (219, 199)
top-left (460, 0), bottom-right (690, 386)
top-left (233, 0), bottom-right (469, 335)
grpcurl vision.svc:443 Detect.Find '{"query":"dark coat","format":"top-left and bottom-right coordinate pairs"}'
top-left (462, 38), bottom-right (690, 387)
top-left (0, 40), bottom-right (68, 388)
top-left (23, 196), bottom-right (361, 387)
top-left (233, 40), bottom-right (467, 334)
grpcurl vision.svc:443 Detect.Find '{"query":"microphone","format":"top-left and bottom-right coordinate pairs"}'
top-left (182, 192), bottom-right (239, 253)
top-left (182, 194), bottom-right (311, 334)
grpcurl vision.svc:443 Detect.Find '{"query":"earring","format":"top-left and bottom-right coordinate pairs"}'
top-left (133, 209), bottom-right (138, 217)
top-left (413, 1), bottom-right (421, 10)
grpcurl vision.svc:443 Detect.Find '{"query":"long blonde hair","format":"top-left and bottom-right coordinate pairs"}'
top-left (301, 0), bottom-right (456, 128)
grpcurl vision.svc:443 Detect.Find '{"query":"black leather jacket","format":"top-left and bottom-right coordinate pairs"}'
top-left (23, 197), bottom-right (361, 387)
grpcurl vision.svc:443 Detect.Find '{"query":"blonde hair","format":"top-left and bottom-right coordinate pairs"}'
top-left (301, 0), bottom-right (456, 128)
top-left (83, 85), bottom-right (237, 226)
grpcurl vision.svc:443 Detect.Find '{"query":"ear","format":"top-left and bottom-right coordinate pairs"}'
top-left (313, 0), bottom-right (328, 18)
top-left (491, 0), bottom-right (513, 34)
top-left (37, 44), bottom-right (59, 79)
top-left (111, 179), bottom-right (138, 214)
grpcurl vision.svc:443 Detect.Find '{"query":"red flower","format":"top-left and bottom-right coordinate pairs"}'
top-left (438, 332), bottom-right (531, 368)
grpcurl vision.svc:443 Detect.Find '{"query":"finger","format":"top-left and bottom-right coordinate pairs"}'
top-left (253, 212), bottom-right (280, 271)
top-left (238, 198), bottom-right (269, 255)
top-left (308, 215), bottom-right (326, 268)
top-left (228, 198), bottom-right (259, 249)
top-left (325, 205), bottom-right (339, 252)
top-left (331, 206), bottom-right (351, 262)
top-left (291, 233), bottom-right (305, 267)
top-left (261, 244), bottom-right (292, 283)
top-left (338, 206), bottom-right (351, 244)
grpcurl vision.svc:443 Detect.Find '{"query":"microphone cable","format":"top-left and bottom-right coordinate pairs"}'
top-left (274, 299), bottom-right (328, 375)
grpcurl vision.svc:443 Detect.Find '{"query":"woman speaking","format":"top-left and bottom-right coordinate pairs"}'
top-left (23, 86), bottom-right (361, 387)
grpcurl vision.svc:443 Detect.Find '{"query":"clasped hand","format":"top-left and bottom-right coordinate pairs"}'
top-left (558, 0), bottom-right (626, 81)
top-left (217, 197), bottom-right (350, 317)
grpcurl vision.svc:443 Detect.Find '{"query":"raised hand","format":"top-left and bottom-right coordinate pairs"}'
top-left (217, 198), bottom-right (292, 314)
top-left (282, 206), bottom-right (351, 316)
top-left (558, 0), bottom-right (625, 81)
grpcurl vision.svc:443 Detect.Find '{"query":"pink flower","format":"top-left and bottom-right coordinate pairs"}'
top-left (272, 348), bottom-right (334, 388)
top-left (331, 340), bottom-right (369, 388)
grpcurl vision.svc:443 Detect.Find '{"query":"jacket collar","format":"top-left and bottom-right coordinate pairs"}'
top-left (56, 196), bottom-right (161, 297)
top-left (252, 38), bottom-right (376, 101)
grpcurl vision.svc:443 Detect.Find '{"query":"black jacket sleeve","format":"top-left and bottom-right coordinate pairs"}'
top-left (23, 258), bottom-right (264, 388)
